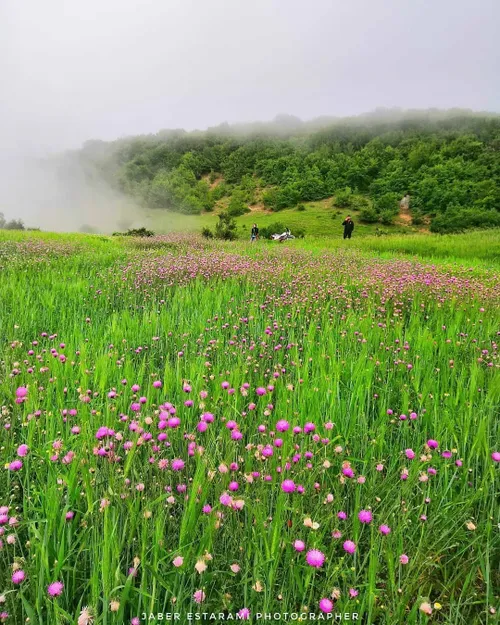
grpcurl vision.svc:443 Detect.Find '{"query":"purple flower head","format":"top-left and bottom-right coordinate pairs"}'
top-left (281, 480), bottom-right (295, 493)
top-left (358, 509), bottom-right (372, 524)
top-left (319, 598), bottom-right (333, 613)
top-left (17, 444), bottom-right (29, 457)
top-left (16, 387), bottom-right (28, 399)
top-left (171, 459), bottom-right (185, 471)
top-left (276, 419), bottom-right (289, 432)
top-left (306, 549), bottom-right (325, 567)
top-left (47, 581), bottom-right (64, 597)
top-left (12, 570), bottom-right (26, 584)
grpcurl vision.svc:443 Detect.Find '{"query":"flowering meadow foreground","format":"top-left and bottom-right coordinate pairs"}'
top-left (0, 232), bottom-right (499, 625)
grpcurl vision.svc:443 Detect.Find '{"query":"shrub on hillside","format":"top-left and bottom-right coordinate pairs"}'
top-left (227, 191), bottom-right (251, 217)
top-left (359, 207), bottom-right (379, 223)
top-left (214, 212), bottom-right (237, 240)
top-left (373, 192), bottom-right (400, 215)
top-left (0, 213), bottom-right (25, 230)
top-left (334, 188), bottom-right (353, 208)
top-left (380, 210), bottom-right (396, 225)
top-left (430, 208), bottom-right (500, 234)
top-left (112, 227), bottom-right (155, 237)
top-left (411, 209), bottom-right (425, 225)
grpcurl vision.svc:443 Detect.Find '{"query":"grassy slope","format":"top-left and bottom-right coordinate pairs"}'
top-left (141, 197), bottom-right (422, 239)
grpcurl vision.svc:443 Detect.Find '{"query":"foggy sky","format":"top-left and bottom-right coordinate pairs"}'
top-left (2, 0), bottom-right (499, 156)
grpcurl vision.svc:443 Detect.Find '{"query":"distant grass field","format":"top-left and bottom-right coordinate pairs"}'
top-left (2, 228), bottom-right (499, 266)
top-left (0, 230), bottom-right (498, 625)
top-left (140, 199), bottom-right (419, 239)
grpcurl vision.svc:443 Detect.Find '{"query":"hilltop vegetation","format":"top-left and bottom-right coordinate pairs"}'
top-left (75, 110), bottom-right (500, 233)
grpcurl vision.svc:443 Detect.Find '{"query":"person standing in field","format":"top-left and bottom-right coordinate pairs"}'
top-left (342, 215), bottom-right (354, 239)
top-left (251, 223), bottom-right (259, 242)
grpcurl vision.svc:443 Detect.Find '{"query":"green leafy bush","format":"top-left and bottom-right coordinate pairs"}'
top-left (373, 192), bottom-right (400, 215)
top-left (334, 188), bottom-right (353, 207)
top-left (380, 210), bottom-right (396, 225)
top-left (214, 212), bottom-right (237, 240)
top-left (411, 209), bottom-right (425, 225)
top-left (430, 208), bottom-right (500, 233)
top-left (227, 190), bottom-right (251, 217)
top-left (359, 207), bottom-right (379, 223)
top-left (112, 227), bottom-right (155, 237)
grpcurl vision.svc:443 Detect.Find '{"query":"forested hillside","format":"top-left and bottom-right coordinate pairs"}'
top-left (78, 111), bottom-right (500, 232)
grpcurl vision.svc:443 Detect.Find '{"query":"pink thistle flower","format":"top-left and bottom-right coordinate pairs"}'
top-left (12, 570), bottom-right (26, 584)
top-left (305, 549), bottom-right (325, 567)
top-left (379, 524), bottom-right (391, 535)
top-left (173, 556), bottom-right (184, 568)
top-left (492, 452), bottom-right (500, 463)
top-left (343, 540), bottom-right (356, 554)
top-left (17, 445), bottom-right (29, 457)
top-left (219, 493), bottom-right (232, 506)
top-left (293, 540), bottom-right (305, 552)
top-left (319, 598), bottom-right (333, 613)
top-left (238, 608), bottom-right (250, 620)
top-left (47, 581), bottom-right (64, 597)
top-left (358, 509), bottom-right (372, 523)
top-left (427, 439), bottom-right (439, 449)
top-left (8, 460), bottom-right (22, 471)
top-left (349, 588), bottom-right (359, 598)
top-left (399, 554), bottom-right (409, 564)
top-left (193, 590), bottom-right (205, 604)
top-left (281, 480), bottom-right (295, 493)
top-left (171, 459), bottom-right (185, 471)
top-left (276, 420), bottom-right (289, 432)
top-left (16, 387), bottom-right (28, 399)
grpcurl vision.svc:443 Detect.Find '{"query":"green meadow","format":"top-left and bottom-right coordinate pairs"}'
top-left (0, 230), bottom-right (498, 625)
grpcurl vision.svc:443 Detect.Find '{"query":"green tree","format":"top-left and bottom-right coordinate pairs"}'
top-left (214, 212), bottom-right (237, 240)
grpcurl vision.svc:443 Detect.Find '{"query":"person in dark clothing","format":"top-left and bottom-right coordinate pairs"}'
top-left (342, 216), bottom-right (354, 239)
top-left (251, 223), bottom-right (259, 242)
